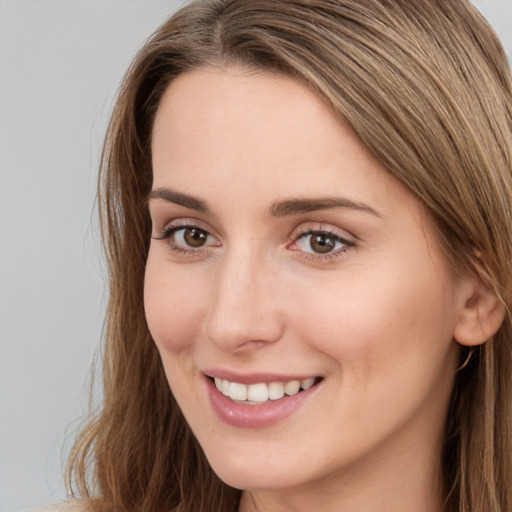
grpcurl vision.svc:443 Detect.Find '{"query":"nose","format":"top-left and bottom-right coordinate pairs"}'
top-left (203, 248), bottom-right (284, 353)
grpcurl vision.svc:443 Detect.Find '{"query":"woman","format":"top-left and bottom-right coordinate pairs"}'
top-left (52, 1), bottom-right (512, 511)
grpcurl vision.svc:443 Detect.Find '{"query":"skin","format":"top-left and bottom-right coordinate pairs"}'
top-left (145, 67), bottom-right (474, 512)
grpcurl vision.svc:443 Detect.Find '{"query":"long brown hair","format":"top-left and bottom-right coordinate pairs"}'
top-left (67, 1), bottom-right (512, 511)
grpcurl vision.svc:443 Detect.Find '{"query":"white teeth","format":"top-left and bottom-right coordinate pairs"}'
top-left (284, 380), bottom-right (301, 396)
top-left (212, 377), bottom-right (318, 403)
top-left (300, 377), bottom-right (315, 390)
top-left (268, 381), bottom-right (285, 400)
top-left (247, 383), bottom-right (269, 402)
top-left (229, 382), bottom-right (248, 401)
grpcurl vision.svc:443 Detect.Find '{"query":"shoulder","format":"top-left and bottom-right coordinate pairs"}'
top-left (27, 502), bottom-right (89, 512)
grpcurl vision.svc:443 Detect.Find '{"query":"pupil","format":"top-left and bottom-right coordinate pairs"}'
top-left (310, 234), bottom-right (335, 254)
top-left (184, 228), bottom-right (207, 247)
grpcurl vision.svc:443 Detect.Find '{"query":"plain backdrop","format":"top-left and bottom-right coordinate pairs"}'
top-left (0, 1), bottom-right (510, 511)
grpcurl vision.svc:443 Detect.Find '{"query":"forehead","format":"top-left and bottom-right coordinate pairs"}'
top-left (151, 67), bottom-right (417, 223)
top-left (152, 66), bottom-right (343, 161)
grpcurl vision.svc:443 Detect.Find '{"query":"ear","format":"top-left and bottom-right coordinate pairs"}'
top-left (453, 275), bottom-right (506, 347)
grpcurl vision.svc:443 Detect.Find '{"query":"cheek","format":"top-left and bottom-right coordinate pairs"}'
top-left (285, 257), bottom-right (460, 452)
top-left (144, 252), bottom-right (208, 354)
top-left (291, 254), bottom-right (458, 386)
top-left (143, 254), bottom-right (210, 416)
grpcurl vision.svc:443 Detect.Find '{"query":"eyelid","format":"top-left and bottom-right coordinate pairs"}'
top-left (153, 217), bottom-right (219, 239)
top-left (291, 223), bottom-right (355, 243)
top-left (152, 218), bottom-right (221, 255)
top-left (287, 223), bottom-right (356, 262)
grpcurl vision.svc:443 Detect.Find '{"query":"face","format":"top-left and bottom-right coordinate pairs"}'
top-left (145, 67), bottom-right (465, 496)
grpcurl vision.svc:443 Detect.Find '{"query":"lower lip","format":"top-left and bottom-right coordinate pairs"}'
top-left (205, 376), bottom-right (321, 428)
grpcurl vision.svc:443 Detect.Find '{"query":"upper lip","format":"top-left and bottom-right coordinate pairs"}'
top-left (202, 369), bottom-right (321, 385)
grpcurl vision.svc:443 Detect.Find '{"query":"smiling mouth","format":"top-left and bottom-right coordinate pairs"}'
top-left (209, 376), bottom-right (322, 405)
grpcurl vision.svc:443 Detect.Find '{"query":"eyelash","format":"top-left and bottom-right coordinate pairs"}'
top-left (153, 221), bottom-right (217, 256)
top-left (153, 222), bottom-right (355, 262)
top-left (290, 226), bottom-right (355, 262)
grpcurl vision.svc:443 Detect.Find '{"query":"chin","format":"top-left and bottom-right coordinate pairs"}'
top-left (199, 436), bottom-right (331, 492)
top-left (208, 458), bottom-right (306, 491)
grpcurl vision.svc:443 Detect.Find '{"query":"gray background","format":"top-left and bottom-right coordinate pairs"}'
top-left (0, 1), bottom-right (510, 511)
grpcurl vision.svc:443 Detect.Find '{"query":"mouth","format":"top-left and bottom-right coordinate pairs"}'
top-left (207, 375), bottom-right (323, 405)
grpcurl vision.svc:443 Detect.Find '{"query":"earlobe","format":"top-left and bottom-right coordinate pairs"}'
top-left (453, 276), bottom-right (506, 347)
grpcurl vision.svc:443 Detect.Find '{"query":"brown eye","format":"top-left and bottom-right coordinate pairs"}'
top-left (309, 233), bottom-right (336, 254)
top-left (154, 223), bottom-right (220, 253)
top-left (183, 227), bottom-right (208, 247)
top-left (293, 230), bottom-right (353, 258)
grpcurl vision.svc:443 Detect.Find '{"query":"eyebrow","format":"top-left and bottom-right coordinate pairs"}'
top-left (268, 197), bottom-right (381, 218)
top-left (147, 187), bottom-right (381, 218)
top-left (147, 188), bottom-right (210, 213)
